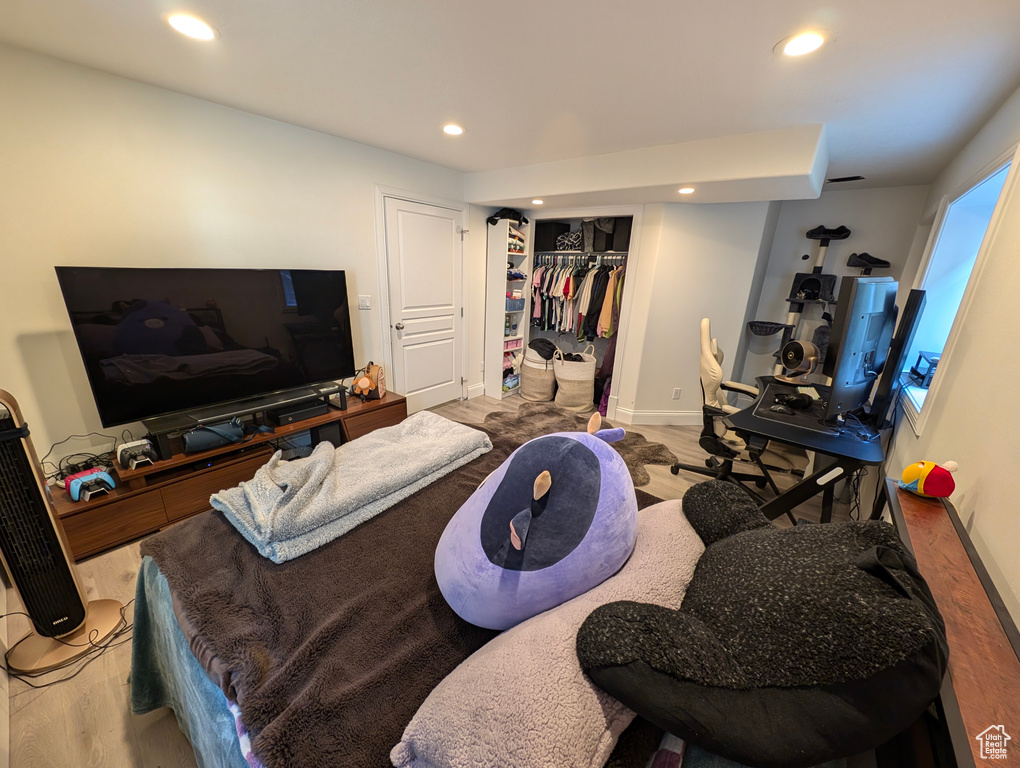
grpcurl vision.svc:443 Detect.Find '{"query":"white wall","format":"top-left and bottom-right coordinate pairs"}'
top-left (614, 201), bottom-right (771, 424)
top-left (730, 201), bottom-right (782, 384)
top-left (464, 124), bottom-right (828, 208)
top-left (889, 83), bottom-right (1020, 621)
top-left (742, 186), bottom-right (928, 382)
top-left (0, 44), bottom-right (465, 454)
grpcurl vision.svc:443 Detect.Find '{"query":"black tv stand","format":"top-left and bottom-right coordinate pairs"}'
top-left (143, 383), bottom-right (342, 460)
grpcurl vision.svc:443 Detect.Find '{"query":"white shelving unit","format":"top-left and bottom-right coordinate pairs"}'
top-left (483, 218), bottom-right (530, 398)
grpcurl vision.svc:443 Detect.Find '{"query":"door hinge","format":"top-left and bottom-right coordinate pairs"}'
top-left (461, 377), bottom-right (466, 386)
top-left (457, 227), bottom-right (468, 242)
top-left (460, 307), bottom-right (464, 317)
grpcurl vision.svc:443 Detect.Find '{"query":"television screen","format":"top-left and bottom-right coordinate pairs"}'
top-left (55, 267), bottom-right (356, 426)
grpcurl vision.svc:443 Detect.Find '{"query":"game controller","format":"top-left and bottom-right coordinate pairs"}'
top-left (65, 469), bottom-right (116, 502)
top-left (117, 439), bottom-right (157, 470)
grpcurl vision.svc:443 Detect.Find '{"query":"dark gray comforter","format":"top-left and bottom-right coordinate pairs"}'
top-left (139, 407), bottom-right (662, 768)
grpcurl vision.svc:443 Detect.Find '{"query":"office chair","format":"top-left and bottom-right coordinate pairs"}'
top-left (671, 319), bottom-right (809, 507)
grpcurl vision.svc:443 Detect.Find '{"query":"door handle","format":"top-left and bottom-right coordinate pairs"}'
top-left (394, 322), bottom-right (405, 331)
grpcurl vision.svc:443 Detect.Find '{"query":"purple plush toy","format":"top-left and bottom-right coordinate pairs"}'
top-left (435, 413), bottom-right (638, 630)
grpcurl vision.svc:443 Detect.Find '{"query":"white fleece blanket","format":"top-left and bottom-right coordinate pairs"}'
top-left (210, 411), bottom-right (492, 563)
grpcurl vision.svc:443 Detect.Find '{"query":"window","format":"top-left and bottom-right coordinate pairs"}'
top-left (280, 269), bottom-right (298, 309)
top-left (903, 163), bottom-right (1010, 418)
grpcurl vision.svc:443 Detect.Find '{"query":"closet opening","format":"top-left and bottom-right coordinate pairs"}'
top-left (527, 215), bottom-right (633, 415)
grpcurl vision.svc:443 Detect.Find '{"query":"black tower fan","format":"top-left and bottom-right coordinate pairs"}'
top-left (0, 390), bottom-right (123, 674)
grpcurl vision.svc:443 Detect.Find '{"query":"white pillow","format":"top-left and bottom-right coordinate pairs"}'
top-left (391, 499), bottom-right (705, 768)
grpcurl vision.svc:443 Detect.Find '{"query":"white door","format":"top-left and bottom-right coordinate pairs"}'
top-left (383, 196), bottom-right (464, 412)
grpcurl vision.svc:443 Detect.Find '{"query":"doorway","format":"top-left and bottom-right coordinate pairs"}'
top-left (381, 195), bottom-right (466, 413)
top-left (528, 214), bottom-right (633, 416)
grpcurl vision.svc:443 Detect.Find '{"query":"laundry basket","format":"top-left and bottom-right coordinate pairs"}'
top-left (520, 347), bottom-right (556, 402)
top-left (552, 345), bottom-right (597, 412)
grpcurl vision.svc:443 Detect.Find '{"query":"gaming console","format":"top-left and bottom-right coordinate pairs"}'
top-left (117, 439), bottom-right (158, 470)
top-left (64, 469), bottom-right (116, 502)
top-left (265, 400), bottom-right (329, 427)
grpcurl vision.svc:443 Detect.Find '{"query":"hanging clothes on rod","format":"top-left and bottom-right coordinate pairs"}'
top-left (531, 253), bottom-right (627, 339)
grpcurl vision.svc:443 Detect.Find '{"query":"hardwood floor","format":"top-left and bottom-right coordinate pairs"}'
top-left (8, 395), bottom-right (851, 767)
top-left (432, 395), bottom-right (851, 526)
top-left (7, 539), bottom-right (197, 768)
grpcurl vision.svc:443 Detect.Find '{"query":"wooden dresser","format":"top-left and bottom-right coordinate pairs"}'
top-left (51, 392), bottom-right (407, 561)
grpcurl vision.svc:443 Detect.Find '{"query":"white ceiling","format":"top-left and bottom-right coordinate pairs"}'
top-left (3, 0), bottom-right (1020, 188)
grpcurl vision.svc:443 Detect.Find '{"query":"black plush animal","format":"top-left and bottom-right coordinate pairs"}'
top-left (576, 481), bottom-right (948, 768)
top-left (486, 207), bottom-right (528, 226)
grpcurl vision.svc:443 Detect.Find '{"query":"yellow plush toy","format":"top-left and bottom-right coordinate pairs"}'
top-left (899, 460), bottom-right (957, 498)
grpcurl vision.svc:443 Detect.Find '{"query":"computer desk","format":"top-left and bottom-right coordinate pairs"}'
top-left (726, 376), bottom-right (886, 522)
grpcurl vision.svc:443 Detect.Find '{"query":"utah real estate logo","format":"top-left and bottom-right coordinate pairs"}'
top-left (976, 725), bottom-right (1011, 760)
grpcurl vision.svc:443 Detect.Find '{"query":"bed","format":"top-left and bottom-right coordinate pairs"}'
top-left (130, 404), bottom-right (669, 768)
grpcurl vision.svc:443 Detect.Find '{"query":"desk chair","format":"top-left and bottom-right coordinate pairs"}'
top-left (671, 319), bottom-right (809, 506)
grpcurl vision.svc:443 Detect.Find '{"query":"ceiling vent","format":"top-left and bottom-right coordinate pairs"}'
top-left (826, 175), bottom-right (865, 184)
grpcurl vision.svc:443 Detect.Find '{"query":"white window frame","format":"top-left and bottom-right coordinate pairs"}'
top-left (903, 144), bottom-right (1019, 436)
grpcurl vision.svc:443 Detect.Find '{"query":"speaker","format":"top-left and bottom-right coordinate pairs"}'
top-left (0, 390), bottom-right (123, 674)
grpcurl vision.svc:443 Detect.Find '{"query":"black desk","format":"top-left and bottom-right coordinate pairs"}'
top-left (726, 377), bottom-right (886, 522)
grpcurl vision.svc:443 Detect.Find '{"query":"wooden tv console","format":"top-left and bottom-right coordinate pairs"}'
top-left (50, 392), bottom-right (407, 561)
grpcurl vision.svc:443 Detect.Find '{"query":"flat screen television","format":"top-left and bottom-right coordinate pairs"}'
top-left (55, 267), bottom-right (356, 427)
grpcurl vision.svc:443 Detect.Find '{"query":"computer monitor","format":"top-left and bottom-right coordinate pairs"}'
top-left (822, 276), bottom-right (898, 422)
top-left (869, 288), bottom-right (926, 429)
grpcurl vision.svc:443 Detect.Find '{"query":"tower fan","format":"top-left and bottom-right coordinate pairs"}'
top-left (0, 390), bottom-right (123, 674)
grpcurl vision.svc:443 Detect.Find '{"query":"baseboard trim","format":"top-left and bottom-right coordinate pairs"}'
top-left (606, 395), bottom-right (619, 420)
top-left (466, 384), bottom-right (485, 400)
top-left (613, 408), bottom-right (701, 426)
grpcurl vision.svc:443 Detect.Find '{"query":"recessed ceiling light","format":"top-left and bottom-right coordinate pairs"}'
top-left (532, 199), bottom-right (544, 205)
top-left (779, 31), bottom-right (826, 56)
top-left (167, 14), bottom-right (218, 40)
top-left (678, 187), bottom-right (695, 195)
top-left (443, 124), bottom-right (465, 136)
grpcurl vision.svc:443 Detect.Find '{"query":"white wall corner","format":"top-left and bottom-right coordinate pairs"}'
top-left (466, 383), bottom-right (485, 400)
top-left (731, 199), bottom-right (783, 384)
top-left (807, 124), bottom-right (830, 198)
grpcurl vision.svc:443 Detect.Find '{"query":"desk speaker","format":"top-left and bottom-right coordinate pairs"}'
top-left (0, 389), bottom-right (123, 673)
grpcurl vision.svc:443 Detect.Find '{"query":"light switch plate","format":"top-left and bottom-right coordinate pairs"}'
top-left (358, 295), bottom-right (371, 310)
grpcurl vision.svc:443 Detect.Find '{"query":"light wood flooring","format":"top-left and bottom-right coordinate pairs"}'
top-left (8, 395), bottom-right (851, 768)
